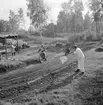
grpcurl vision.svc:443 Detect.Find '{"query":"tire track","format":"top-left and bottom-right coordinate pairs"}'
top-left (0, 61), bottom-right (77, 100)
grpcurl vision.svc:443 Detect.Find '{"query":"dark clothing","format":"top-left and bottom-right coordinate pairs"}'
top-left (12, 52), bottom-right (15, 56)
top-left (40, 51), bottom-right (46, 61)
top-left (75, 69), bottom-right (80, 72)
top-left (38, 47), bottom-right (45, 53)
top-left (75, 69), bottom-right (84, 74)
top-left (65, 48), bottom-right (70, 56)
top-left (38, 46), bottom-right (47, 61)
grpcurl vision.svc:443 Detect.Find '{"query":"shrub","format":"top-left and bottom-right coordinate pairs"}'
top-left (46, 103), bottom-right (55, 105)
top-left (68, 30), bottom-right (102, 42)
top-left (68, 34), bottom-right (83, 44)
top-left (55, 43), bottom-right (64, 48)
top-left (84, 30), bottom-right (101, 41)
top-left (95, 47), bottom-right (103, 52)
top-left (29, 103), bottom-right (38, 105)
top-left (30, 31), bottom-right (40, 36)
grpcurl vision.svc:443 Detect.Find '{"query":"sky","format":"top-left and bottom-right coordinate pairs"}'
top-left (0, 0), bottom-right (88, 29)
top-left (44, 0), bottom-right (69, 22)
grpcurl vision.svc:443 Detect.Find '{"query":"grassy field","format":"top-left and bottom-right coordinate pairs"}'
top-left (0, 35), bottom-right (102, 105)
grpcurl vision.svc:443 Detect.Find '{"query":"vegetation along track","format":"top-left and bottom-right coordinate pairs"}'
top-left (0, 60), bottom-right (77, 101)
top-left (0, 42), bottom-right (98, 102)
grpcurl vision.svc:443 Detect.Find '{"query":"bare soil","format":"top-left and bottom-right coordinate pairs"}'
top-left (0, 41), bottom-right (102, 105)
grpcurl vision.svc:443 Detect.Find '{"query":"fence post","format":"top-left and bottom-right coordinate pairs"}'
top-left (5, 37), bottom-right (8, 60)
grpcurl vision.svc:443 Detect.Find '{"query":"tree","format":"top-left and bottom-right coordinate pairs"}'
top-left (89, 0), bottom-right (101, 12)
top-left (18, 8), bottom-right (25, 29)
top-left (0, 20), bottom-right (5, 32)
top-left (43, 23), bottom-right (56, 37)
top-left (9, 10), bottom-right (20, 33)
top-left (26, 0), bottom-right (49, 44)
top-left (83, 12), bottom-right (92, 31)
top-left (70, 13), bottom-right (76, 33)
top-left (89, 0), bottom-right (103, 39)
top-left (72, 0), bottom-right (84, 32)
top-left (18, 8), bottom-right (24, 19)
top-left (26, 0), bottom-right (49, 28)
top-left (0, 20), bottom-right (11, 33)
top-left (61, 0), bottom-right (73, 14)
top-left (57, 0), bottom-right (84, 33)
top-left (57, 11), bottom-right (70, 33)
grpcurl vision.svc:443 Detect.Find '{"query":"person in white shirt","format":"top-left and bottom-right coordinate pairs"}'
top-left (11, 45), bottom-right (16, 56)
top-left (73, 45), bottom-right (85, 75)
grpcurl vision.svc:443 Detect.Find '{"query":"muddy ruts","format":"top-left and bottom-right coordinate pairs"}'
top-left (0, 84), bottom-right (30, 99)
top-left (0, 61), bottom-right (77, 100)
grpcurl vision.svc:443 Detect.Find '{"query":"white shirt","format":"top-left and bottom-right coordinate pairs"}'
top-left (11, 45), bottom-right (15, 52)
top-left (74, 48), bottom-right (85, 60)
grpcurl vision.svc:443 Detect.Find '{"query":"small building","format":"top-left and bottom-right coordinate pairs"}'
top-left (0, 34), bottom-right (18, 45)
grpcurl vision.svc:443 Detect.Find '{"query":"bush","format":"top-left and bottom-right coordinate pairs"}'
top-left (30, 31), bottom-right (40, 36)
top-left (0, 67), bottom-right (6, 73)
top-left (22, 43), bottom-right (30, 49)
top-left (17, 30), bottom-right (29, 39)
top-left (68, 34), bottom-right (83, 44)
top-left (55, 43), bottom-right (64, 48)
top-left (84, 30), bottom-right (101, 41)
top-left (56, 33), bottom-right (69, 37)
top-left (46, 103), bottom-right (55, 105)
top-left (95, 47), bottom-right (103, 52)
top-left (43, 31), bottom-right (54, 37)
top-left (68, 30), bottom-right (102, 43)
top-left (86, 35), bottom-right (94, 41)
top-left (29, 102), bottom-right (38, 105)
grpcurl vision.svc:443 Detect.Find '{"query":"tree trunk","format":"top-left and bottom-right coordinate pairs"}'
top-left (96, 21), bottom-right (98, 37)
top-left (40, 31), bottom-right (43, 45)
top-left (96, 21), bottom-right (101, 40)
top-left (17, 35), bottom-right (19, 53)
top-left (5, 38), bottom-right (8, 60)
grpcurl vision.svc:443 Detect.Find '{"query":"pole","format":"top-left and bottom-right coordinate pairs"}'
top-left (17, 35), bottom-right (19, 53)
top-left (53, 23), bottom-right (55, 40)
top-left (5, 37), bottom-right (8, 60)
top-left (40, 31), bottom-right (43, 45)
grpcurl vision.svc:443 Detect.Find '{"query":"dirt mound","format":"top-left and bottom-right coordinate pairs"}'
top-left (95, 47), bottom-right (103, 52)
top-left (23, 59), bottom-right (41, 65)
top-left (55, 43), bottom-right (64, 48)
top-left (0, 58), bottom-right (41, 74)
top-left (0, 66), bottom-right (6, 73)
top-left (0, 62), bottom-right (25, 74)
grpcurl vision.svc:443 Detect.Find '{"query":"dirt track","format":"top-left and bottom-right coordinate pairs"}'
top-left (0, 59), bottom-right (77, 102)
top-left (0, 42), bottom-right (101, 105)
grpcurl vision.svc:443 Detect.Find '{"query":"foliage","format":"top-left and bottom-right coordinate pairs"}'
top-left (9, 10), bottom-right (20, 33)
top-left (43, 23), bottom-right (56, 37)
top-left (89, 0), bottom-right (102, 22)
top-left (89, 0), bottom-right (101, 12)
top-left (57, 11), bottom-right (70, 33)
top-left (0, 20), bottom-right (10, 33)
top-left (68, 33), bottom-right (83, 44)
top-left (18, 8), bottom-right (25, 30)
top-left (26, 0), bottom-right (49, 28)
top-left (0, 8), bottom-right (25, 34)
top-left (83, 12), bottom-right (92, 30)
top-left (9, 9), bottom-right (25, 33)
top-left (57, 0), bottom-right (84, 33)
top-left (88, 0), bottom-right (103, 39)
top-left (55, 0), bottom-right (103, 42)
